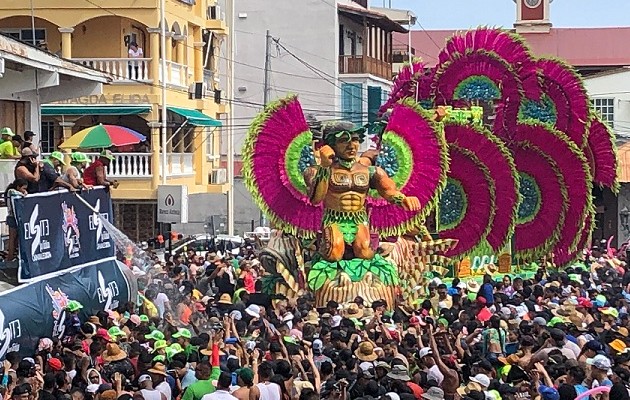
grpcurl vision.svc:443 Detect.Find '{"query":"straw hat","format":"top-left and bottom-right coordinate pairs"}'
top-left (304, 310), bottom-right (320, 325)
top-left (148, 362), bottom-right (168, 376)
top-left (218, 294), bottom-right (232, 305)
top-left (344, 303), bottom-right (364, 319)
top-left (102, 343), bottom-right (127, 362)
top-left (484, 263), bottom-right (498, 275)
top-left (88, 316), bottom-right (102, 327)
top-left (354, 341), bottom-right (378, 362)
top-left (200, 341), bottom-right (214, 356)
top-left (466, 279), bottom-right (480, 293)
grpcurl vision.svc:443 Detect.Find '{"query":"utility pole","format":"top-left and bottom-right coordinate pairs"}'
top-left (226, 0), bottom-right (235, 236)
top-left (259, 30), bottom-right (272, 228)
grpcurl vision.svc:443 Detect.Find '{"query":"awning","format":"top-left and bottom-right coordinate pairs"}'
top-left (338, 4), bottom-right (408, 33)
top-left (168, 106), bottom-right (223, 127)
top-left (41, 105), bottom-right (151, 116)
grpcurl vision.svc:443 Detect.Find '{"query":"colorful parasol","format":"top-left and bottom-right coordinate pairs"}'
top-left (60, 124), bottom-right (146, 149)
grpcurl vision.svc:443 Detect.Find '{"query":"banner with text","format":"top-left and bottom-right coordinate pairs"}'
top-left (14, 188), bottom-right (114, 281)
top-left (0, 260), bottom-right (131, 360)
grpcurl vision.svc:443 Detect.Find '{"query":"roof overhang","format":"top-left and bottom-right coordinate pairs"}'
top-left (0, 33), bottom-right (110, 83)
top-left (338, 4), bottom-right (408, 33)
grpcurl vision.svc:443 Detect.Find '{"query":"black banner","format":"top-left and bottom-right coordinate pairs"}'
top-left (14, 188), bottom-right (114, 281)
top-left (0, 260), bottom-right (131, 360)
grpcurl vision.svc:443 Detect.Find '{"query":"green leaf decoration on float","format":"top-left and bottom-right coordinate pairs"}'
top-left (307, 254), bottom-right (400, 291)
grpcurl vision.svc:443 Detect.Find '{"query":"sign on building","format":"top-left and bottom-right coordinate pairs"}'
top-left (157, 185), bottom-right (189, 224)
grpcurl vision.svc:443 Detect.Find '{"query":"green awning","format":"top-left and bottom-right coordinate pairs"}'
top-left (41, 105), bottom-right (151, 116)
top-left (168, 107), bottom-right (222, 127)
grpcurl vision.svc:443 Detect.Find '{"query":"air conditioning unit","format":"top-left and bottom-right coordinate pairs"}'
top-left (209, 168), bottom-right (227, 184)
top-left (188, 82), bottom-right (207, 100)
top-left (208, 5), bottom-right (222, 20)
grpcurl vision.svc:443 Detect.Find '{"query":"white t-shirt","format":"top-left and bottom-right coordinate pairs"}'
top-left (427, 365), bottom-right (444, 385)
top-left (129, 47), bottom-right (144, 58)
top-left (156, 380), bottom-right (172, 400)
top-left (201, 390), bottom-right (238, 400)
top-left (154, 292), bottom-right (169, 318)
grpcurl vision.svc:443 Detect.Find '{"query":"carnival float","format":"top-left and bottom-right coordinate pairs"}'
top-left (242, 27), bottom-right (619, 306)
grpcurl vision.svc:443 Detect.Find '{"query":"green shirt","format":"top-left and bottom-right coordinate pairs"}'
top-left (181, 367), bottom-right (221, 400)
top-left (0, 141), bottom-right (18, 158)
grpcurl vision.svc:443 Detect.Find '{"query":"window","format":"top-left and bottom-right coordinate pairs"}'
top-left (0, 28), bottom-right (46, 46)
top-left (592, 98), bottom-right (615, 128)
top-left (367, 86), bottom-right (382, 123)
top-left (341, 83), bottom-right (363, 125)
top-left (40, 121), bottom-right (57, 153)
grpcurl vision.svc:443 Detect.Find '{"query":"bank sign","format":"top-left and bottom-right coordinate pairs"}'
top-left (14, 188), bottom-right (114, 282)
top-left (157, 185), bottom-right (189, 224)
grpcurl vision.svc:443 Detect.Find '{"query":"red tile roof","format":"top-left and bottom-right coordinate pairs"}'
top-left (396, 27), bottom-right (630, 67)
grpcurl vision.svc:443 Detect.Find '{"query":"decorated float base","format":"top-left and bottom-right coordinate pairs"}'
top-left (308, 254), bottom-right (398, 307)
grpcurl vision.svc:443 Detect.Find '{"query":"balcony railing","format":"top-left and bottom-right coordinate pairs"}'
top-left (159, 61), bottom-right (191, 88)
top-left (73, 58), bottom-right (151, 82)
top-left (339, 55), bottom-right (393, 80)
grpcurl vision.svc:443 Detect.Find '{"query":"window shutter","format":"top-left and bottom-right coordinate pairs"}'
top-left (367, 86), bottom-right (382, 123)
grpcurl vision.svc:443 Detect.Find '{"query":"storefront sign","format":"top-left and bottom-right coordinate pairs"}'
top-left (55, 93), bottom-right (151, 105)
top-left (14, 188), bottom-right (114, 281)
top-left (0, 260), bottom-right (131, 360)
top-left (157, 185), bottom-right (189, 224)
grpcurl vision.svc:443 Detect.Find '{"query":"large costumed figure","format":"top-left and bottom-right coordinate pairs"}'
top-left (243, 96), bottom-right (449, 306)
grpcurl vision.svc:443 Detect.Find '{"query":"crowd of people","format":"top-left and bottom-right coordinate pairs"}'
top-left (1, 242), bottom-right (630, 400)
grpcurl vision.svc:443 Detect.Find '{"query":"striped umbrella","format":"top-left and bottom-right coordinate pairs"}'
top-left (60, 124), bottom-right (146, 149)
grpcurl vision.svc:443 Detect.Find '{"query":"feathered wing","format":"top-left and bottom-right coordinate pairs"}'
top-left (379, 59), bottom-right (426, 115)
top-left (367, 98), bottom-right (449, 237)
top-left (512, 122), bottom-right (593, 262)
top-left (556, 210), bottom-right (595, 266)
top-left (511, 143), bottom-right (567, 261)
top-left (584, 114), bottom-right (620, 192)
top-left (438, 146), bottom-right (495, 258)
top-left (444, 122), bottom-right (519, 252)
top-left (242, 95), bottom-right (322, 238)
top-left (433, 28), bottom-right (540, 140)
top-left (518, 58), bottom-right (590, 145)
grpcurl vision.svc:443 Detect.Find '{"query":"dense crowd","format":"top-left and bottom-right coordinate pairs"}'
top-left (2, 243), bottom-right (630, 400)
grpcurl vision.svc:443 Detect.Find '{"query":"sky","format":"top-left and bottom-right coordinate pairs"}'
top-left (370, 0), bottom-right (630, 29)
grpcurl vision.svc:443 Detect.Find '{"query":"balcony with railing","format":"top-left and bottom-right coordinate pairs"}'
top-left (338, 55), bottom-right (393, 80)
top-left (73, 58), bottom-right (152, 83)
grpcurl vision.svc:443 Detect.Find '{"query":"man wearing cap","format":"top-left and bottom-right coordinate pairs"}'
top-left (62, 152), bottom-right (91, 189)
top-left (0, 128), bottom-right (22, 159)
top-left (39, 151), bottom-right (75, 192)
top-left (14, 148), bottom-right (41, 194)
top-left (82, 150), bottom-right (119, 188)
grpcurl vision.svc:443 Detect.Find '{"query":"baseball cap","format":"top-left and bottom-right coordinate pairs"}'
top-left (48, 357), bottom-right (63, 371)
top-left (66, 300), bottom-right (83, 312)
top-left (313, 339), bottom-right (323, 351)
top-left (586, 354), bottom-right (612, 370)
top-left (418, 347), bottom-right (433, 358)
top-left (599, 307), bottom-right (619, 319)
top-left (538, 385), bottom-right (560, 400)
top-left (469, 374), bottom-right (490, 388)
top-left (108, 326), bottom-right (126, 338)
top-left (533, 317), bottom-right (547, 326)
top-left (138, 375), bottom-right (152, 384)
top-left (71, 152), bottom-right (90, 163)
top-left (145, 330), bottom-right (165, 341)
top-left (21, 147), bottom-right (38, 157)
top-left (1, 127), bottom-right (14, 136)
top-left (172, 328), bottom-right (192, 339)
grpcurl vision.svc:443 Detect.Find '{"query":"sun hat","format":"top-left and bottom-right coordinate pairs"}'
top-left (172, 328), bottom-right (192, 339)
top-left (152, 340), bottom-right (168, 352)
top-left (457, 382), bottom-right (483, 396)
top-left (100, 150), bottom-right (115, 161)
top-left (108, 326), bottom-right (127, 338)
top-left (230, 310), bottom-right (242, 320)
top-left (50, 151), bottom-right (66, 165)
top-left (354, 341), bottom-right (378, 362)
top-left (66, 300), bottom-right (83, 312)
top-left (613, 326), bottom-right (629, 337)
top-left (304, 310), bottom-right (320, 325)
top-left (586, 354), bottom-right (612, 371)
top-left (129, 315), bottom-right (141, 326)
top-left (609, 339), bottom-right (627, 354)
top-left (148, 362), bottom-right (168, 376)
top-left (599, 307), bottom-right (619, 319)
top-left (245, 304), bottom-right (261, 319)
top-left (218, 293), bottom-right (233, 305)
top-left (102, 343), bottom-right (127, 362)
top-left (71, 152), bottom-right (90, 163)
top-left (344, 303), bottom-right (364, 319)
top-left (145, 330), bottom-right (165, 341)
top-left (467, 279), bottom-right (480, 293)
top-left (0, 127), bottom-right (14, 136)
top-left (421, 387), bottom-right (445, 400)
top-left (386, 364), bottom-right (410, 381)
top-left (21, 147), bottom-right (38, 157)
